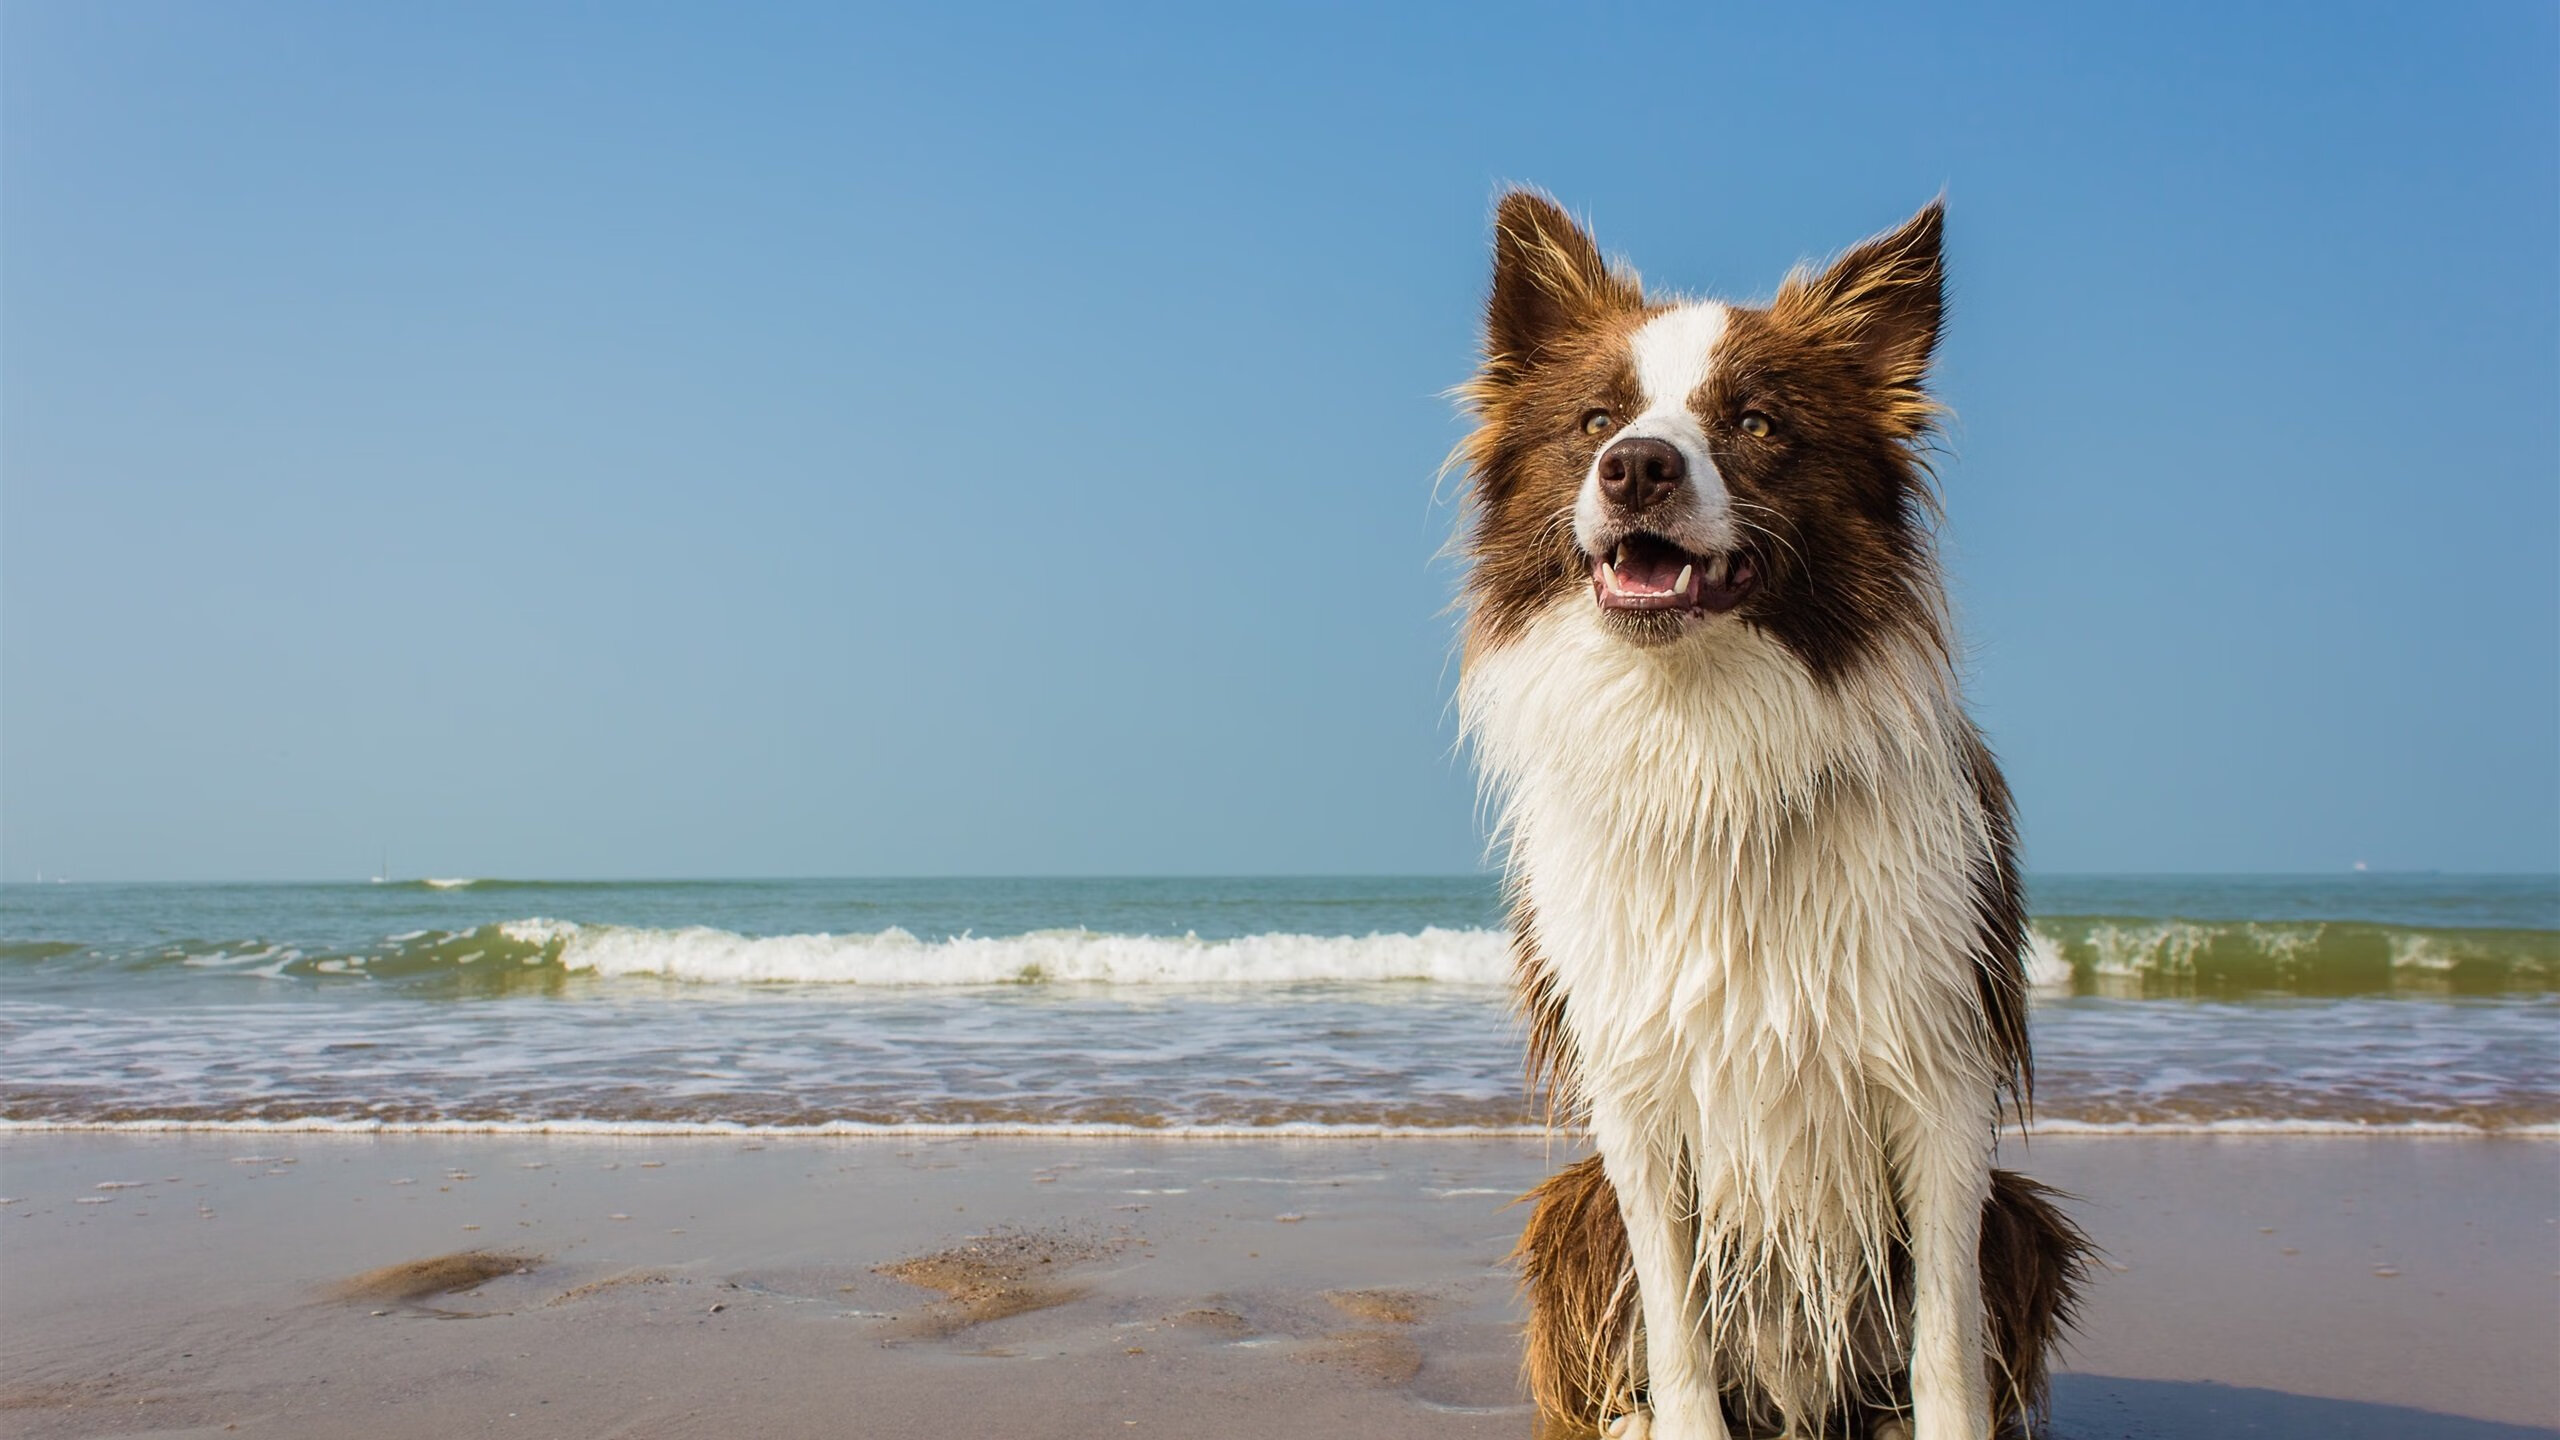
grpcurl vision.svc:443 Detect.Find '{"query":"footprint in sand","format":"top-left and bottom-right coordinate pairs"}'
top-left (328, 1250), bottom-right (540, 1313)
top-left (872, 1227), bottom-right (1121, 1340)
top-left (1297, 1289), bottom-right (1435, 1386)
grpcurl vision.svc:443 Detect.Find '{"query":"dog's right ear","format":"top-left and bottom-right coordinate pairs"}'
top-left (1484, 191), bottom-right (1636, 385)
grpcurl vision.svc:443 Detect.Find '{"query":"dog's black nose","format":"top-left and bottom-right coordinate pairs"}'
top-left (1597, 437), bottom-right (1684, 511)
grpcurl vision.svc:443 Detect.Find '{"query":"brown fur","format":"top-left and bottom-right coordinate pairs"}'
top-left (1509, 878), bottom-right (1579, 1125)
top-left (1515, 1153), bottom-right (1644, 1427)
top-left (1517, 1157), bottom-right (2092, 1438)
top-left (1457, 192), bottom-right (1653, 655)
top-left (1961, 729), bottom-right (2035, 1118)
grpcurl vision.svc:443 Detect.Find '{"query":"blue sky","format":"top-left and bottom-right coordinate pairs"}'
top-left (4, 1), bottom-right (2553, 880)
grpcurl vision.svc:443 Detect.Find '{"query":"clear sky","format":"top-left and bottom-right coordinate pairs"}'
top-left (4, 2), bottom-right (2553, 881)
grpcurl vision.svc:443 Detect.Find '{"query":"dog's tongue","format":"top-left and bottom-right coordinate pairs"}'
top-left (1613, 540), bottom-right (1688, 594)
top-left (1593, 535), bottom-right (1757, 614)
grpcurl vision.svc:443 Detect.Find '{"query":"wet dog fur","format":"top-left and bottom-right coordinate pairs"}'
top-left (1454, 193), bottom-right (2095, 1439)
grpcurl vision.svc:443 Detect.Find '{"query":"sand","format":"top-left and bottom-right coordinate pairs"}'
top-left (0, 1134), bottom-right (2551, 1438)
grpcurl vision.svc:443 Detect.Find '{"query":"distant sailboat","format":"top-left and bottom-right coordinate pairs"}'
top-left (373, 846), bottom-right (389, 885)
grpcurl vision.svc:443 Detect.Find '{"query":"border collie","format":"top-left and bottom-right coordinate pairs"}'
top-left (1454, 194), bottom-right (2091, 1440)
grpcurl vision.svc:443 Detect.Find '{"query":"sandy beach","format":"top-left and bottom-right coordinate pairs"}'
top-left (1, 1133), bottom-right (2551, 1438)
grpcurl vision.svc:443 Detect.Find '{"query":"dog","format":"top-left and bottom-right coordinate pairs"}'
top-left (1453, 192), bottom-right (2092, 1440)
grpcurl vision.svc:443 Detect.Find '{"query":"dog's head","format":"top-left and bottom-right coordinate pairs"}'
top-left (1457, 193), bottom-right (1950, 680)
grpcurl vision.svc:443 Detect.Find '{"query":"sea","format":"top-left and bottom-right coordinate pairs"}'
top-left (2, 875), bottom-right (2553, 1138)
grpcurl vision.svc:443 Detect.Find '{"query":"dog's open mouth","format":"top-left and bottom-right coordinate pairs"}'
top-left (1591, 534), bottom-right (1757, 615)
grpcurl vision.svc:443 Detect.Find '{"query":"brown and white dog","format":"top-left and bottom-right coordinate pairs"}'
top-left (1453, 194), bottom-right (2091, 1440)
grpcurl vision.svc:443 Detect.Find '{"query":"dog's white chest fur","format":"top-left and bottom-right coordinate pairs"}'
top-left (1465, 600), bottom-right (2001, 1410)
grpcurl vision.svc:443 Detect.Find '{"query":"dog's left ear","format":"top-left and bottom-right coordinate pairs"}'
top-left (1775, 199), bottom-right (1945, 428)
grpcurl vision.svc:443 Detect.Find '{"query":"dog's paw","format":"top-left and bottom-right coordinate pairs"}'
top-left (1601, 1410), bottom-right (1653, 1440)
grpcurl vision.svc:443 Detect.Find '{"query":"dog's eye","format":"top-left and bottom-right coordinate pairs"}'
top-left (1738, 412), bottom-right (1773, 439)
top-left (1580, 410), bottom-right (1615, 437)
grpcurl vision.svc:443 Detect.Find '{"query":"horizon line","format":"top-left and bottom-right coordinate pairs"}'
top-left (6, 869), bottom-right (2553, 887)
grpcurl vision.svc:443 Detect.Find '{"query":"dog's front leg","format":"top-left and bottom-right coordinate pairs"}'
top-left (1888, 1091), bottom-right (1996, 1440)
top-left (1588, 1096), bottom-right (1726, 1440)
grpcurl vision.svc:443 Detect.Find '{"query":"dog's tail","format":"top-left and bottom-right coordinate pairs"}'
top-left (1514, 1154), bottom-right (1644, 1429)
top-left (1974, 1169), bottom-right (2093, 1433)
top-left (1514, 1157), bottom-right (2094, 1436)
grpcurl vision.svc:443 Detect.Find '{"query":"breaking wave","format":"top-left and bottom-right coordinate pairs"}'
top-left (534, 921), bottom-right (1511, 986)
top-left (2033, 915), bottom-right (2555, 994)
top-left (6, 915), bottom-right (2550, 996)
top-left (3, 922), bottom-right (1516, 988)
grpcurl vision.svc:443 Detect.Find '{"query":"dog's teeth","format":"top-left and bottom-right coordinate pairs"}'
top-left (1703, 554), bottom-right (1729, 585)
top-left (1612, 543), bottom-right (1625, 566)
top-left (1602, 562), bottom-right (1621, 593)
top-left (1674, 564), bottom-right (1692, 594)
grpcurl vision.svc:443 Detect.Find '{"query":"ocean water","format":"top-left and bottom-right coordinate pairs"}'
top-left (2, 875), bottom-right (2553, 1137)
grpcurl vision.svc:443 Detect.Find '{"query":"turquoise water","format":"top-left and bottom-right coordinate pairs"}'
top-left (3, 875), bottom-right (2552, 1134)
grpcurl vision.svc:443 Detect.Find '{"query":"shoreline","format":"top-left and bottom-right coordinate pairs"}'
top-left (7, 1118), bottom-right (2556, 1138)
top-left (3, 1133), bottom-right (2552, 1438)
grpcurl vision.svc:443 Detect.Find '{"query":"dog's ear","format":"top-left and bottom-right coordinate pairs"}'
top-left (1484, 191), bottom-right (1636, 384)
top-left (1774, 199), bottom-right (1944, 430)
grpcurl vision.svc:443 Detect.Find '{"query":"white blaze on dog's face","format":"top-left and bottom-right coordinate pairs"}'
top-left (1458, 192), bottom-right (1951, 678)
top-left (1572, 302), bottom-right (1754, 619)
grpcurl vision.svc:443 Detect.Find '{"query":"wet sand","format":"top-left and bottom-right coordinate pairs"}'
top-left (0, 1134), bottom-right (2552, 1438)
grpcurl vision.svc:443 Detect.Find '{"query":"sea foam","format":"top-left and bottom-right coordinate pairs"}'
top-left (506, 919), bottom-right (1515, 987)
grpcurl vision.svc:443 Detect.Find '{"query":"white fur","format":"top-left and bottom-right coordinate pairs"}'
top-left (1464, 595), bottom-right (2003, 1440)
top-left (1574, 303), bottom-right (1740, 562)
